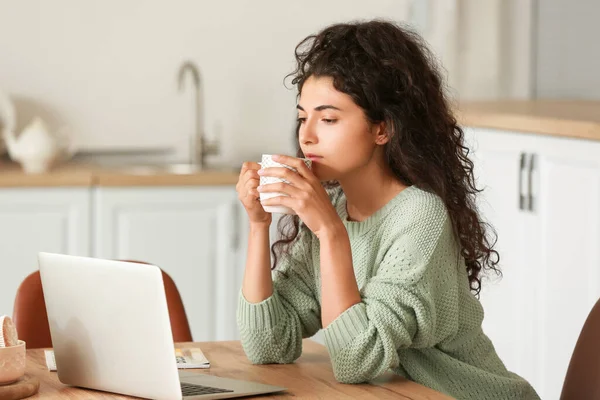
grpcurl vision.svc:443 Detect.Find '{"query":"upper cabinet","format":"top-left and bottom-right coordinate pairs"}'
top-left (465, 127), bottom-right (600, 400)
top-left (92, 186), bottom-right (242, 342)
top-left (0, 187), bottom-right (91, 318)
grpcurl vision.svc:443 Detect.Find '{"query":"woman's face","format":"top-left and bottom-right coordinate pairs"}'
top-left (297, 75), bottom-right (384, 181)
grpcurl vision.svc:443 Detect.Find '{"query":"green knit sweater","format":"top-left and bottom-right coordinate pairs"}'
top-left (237, 185), bottom-right (539, 399)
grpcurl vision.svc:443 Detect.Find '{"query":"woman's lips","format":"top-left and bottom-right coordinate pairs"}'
top-left (305, 154), bottom-right (322, 161)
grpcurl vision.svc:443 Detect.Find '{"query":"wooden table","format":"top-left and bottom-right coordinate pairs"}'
top-left (24, 340), bottom-right (452, 399)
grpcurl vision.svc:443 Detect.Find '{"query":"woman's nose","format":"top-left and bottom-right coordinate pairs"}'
top-left (299, 120), bottom-right (318, 145)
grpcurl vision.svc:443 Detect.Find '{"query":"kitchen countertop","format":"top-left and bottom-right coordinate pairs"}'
top-left (457, 100), bottom-right (600, 141)
top-left (0, 162), bottom-right (240, 188)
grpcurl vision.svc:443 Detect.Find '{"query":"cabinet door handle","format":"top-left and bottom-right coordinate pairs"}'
top-left (519, 152), bottom-right (527, 210)
top-left (528, 153), bottom-right (536, 212)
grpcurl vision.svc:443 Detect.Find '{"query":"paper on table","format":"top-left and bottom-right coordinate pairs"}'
top-left (44, 347), bottom-right (210, 371)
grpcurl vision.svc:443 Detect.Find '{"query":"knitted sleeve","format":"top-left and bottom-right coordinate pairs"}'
top-left (323, 211), bottom-right (462, 384)
top-left (237, 226), bottom-right (322, 364)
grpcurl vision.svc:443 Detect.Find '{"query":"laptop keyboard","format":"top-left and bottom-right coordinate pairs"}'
top-left (181, 382), bottom-right (235, 396)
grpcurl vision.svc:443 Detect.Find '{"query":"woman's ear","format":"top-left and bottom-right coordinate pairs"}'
top-left (374, 122), bottom-right (390, 145)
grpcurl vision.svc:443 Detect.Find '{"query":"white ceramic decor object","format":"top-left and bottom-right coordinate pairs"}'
top-left (3, 117), bottom-right (77, 174)
top-left (0, 89), bottom-right (16, 154)
top-left (259, 154), bottom-right (312, 215)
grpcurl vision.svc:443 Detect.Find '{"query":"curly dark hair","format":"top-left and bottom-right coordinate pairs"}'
top-left (271, 19), bottom-right (500, 295)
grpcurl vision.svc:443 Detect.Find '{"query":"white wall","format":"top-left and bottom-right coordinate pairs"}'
top-left (451, 0), bottom-right (534, 101)
top-left (535, 0), bottom-right (600, 99)
top-left (0, 0), bottom-right (412, 166)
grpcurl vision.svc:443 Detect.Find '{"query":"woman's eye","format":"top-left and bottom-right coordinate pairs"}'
top-left (296, 117), bottom-right (337, 124)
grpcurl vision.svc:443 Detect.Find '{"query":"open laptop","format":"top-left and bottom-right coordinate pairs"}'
top-left (38, 252), bottom-right (285, 400)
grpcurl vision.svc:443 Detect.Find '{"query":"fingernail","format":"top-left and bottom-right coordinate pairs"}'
top-left (257, 185), bottom-right (263, 191)
top-left (272, 155), bottom-right (280, 160)
top-left (257, 169), bottom-right (264, 175)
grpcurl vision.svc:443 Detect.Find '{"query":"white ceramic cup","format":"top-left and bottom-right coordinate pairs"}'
top-left (259, 154), bottom-right (312, 215)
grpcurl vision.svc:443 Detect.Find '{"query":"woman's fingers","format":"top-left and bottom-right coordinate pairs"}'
top-left (244, 169), bottom-right (260, 182)
top-left (245, 178), bottom-right (260, 198)
top-left (242, 161), bottom-right (261, 171)
top-left (245, 177), bottom-right (259, 188)
top-left (237, 168), bottom-right (259, 191)
top-left (270, 155), bottom-right (312, 178)
top-left (258, 167), bottom-right (307, 188)
top-left (260, 194), bottom-right (294, 209)
top-left (257, 182), bottom-right (303, 198)
top-left (238, 162), bottom-right (259, 189)
top-left (238, 162), bottom-right (260, 182)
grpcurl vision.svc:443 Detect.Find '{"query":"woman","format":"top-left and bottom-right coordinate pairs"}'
top-left (235, 19), bottom-right (539, 400)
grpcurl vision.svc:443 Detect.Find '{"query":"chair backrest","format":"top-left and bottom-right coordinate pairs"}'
top-left (12, 261), bottom-right (193, 349)
top-left (560, 297), bottom-right (600, 399)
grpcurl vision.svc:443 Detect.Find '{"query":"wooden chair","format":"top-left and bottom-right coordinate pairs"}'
top-left (560, 297), bottom-right (600, 399)
top-left (12, 261), bottom-right (193, 349)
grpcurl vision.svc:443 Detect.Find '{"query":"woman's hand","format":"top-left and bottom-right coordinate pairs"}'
top-left (258, 155), bottom-right (342, 239)
top-left (236, 162), bottom-right (272, 225)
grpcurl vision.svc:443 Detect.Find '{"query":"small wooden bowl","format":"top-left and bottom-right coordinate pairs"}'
top-left (0, 341), bottom-right (26, 386)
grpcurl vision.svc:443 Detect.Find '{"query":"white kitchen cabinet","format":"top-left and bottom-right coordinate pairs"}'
top-left (465, 127), bottom-right (600, 400)
top-left (93, 186), bottom-right (242, 343)
top-left (0, 187), bottom-right (91, 318)
top-left (529, 136), bottom-right (600, 398)
top-left (465, 128), bottom-right (537, 385)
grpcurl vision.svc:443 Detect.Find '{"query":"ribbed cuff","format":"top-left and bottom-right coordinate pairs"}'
top-left (237, 289), bottom-right (286, 331)
top-left (323, 302), bottom-right (369, 357)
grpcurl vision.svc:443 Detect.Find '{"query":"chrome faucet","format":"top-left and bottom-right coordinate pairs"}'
top-left (177, 60), bottom-right (219, 168)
